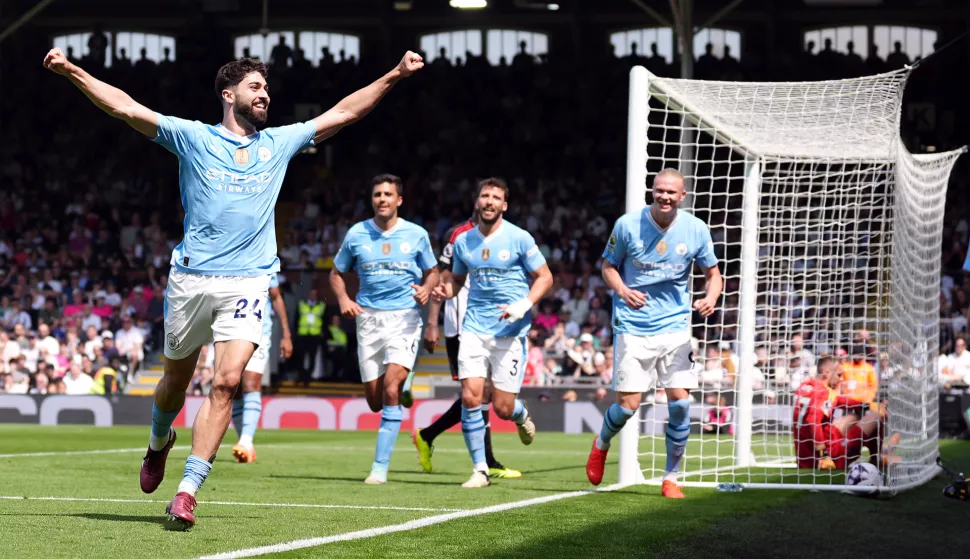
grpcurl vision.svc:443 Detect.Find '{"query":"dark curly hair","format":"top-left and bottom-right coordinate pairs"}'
top-left (214, 58), bottom-right (269, 100)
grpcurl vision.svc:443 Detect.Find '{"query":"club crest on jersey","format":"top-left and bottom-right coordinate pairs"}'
top-left (258, 146), bottom-right (272, 162)
top-left (499, 249), bottom-right (511, 261)
top-left (656, 240), bottom-right (668, 255)
top-left (400, 242), bottom-right (412, 254)
top-left (676, 243), bottom-right (688, 255)
top-left (234, 148), bottom-right (250, 166)
top-left (167, 333), bottom-right (180, 351)
top-left (482, 248), bottom-right (490, 261)
top-left (382, 243), bottom-right (391, 255)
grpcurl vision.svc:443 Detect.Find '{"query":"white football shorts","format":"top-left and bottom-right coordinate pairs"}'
top-left (612, 330), bottom-right (698, 393)
top-left (356, 307), bottom-right (422, 384)
top-left (457, 332), bottom-right (526, 394)
top-left (244, 334), bottom-right (271, 375)
top-left (164, 269), bottom-right (270, 360)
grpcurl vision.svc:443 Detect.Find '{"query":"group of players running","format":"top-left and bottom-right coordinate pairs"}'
top-left (42, 45), bottom-right (894, 531)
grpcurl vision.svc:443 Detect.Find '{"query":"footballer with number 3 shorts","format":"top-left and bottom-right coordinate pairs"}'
top-left (433, 178), bottom-right (553, 488)
top-left (585, 169), bottom-right (722, 499)
top-left (330, 174), bottom-right (439, 485)
top-left (44, 46), bottom-right (424, 529)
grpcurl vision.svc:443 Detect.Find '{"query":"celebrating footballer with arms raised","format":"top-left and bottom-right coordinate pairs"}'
top-left (44, 46), bottom-right (424, 529)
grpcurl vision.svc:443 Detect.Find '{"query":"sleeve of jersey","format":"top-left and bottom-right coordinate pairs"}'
top-left (332, 235), bottom-right (354, 273)
top-left (438, 241), bottom-right (455, 270)
top-left (695, 223), bottom-right (719, 269)
top-left (519, 231), bottom-right (546, 272)
top-left (451, 240), bottom-right (468, 276)
top-left (152, 114), bottom-right (197, 155)
top-left (278, 121), bottom-right (317, 159)
top-left (269, 274), bottom-right (279, 289)
top-left (417, 231), bottom-right (438, 270)
top-left (602, 220), bottom-right (626, 266)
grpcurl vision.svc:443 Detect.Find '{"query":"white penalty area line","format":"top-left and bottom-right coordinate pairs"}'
top-left (0, 495), bottom-right (462, 513)
top-left (196, 483), bottom-right (627, 559)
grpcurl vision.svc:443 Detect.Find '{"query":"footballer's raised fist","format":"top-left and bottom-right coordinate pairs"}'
top-left (43, 48), bottom-right (74, 75)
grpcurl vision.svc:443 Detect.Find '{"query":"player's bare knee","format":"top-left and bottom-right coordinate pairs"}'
top-left (384, 381), bottom-right (400, 403)
top-left (241, 371), bottom-right (261, 393)
top-left (492, 401), bottom-right (514, 421)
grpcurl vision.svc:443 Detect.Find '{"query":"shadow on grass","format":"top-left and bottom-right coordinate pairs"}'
top-left (0, 512), bottom-right (167, 526)
top-left (266, 473), bottom-right (588, 494)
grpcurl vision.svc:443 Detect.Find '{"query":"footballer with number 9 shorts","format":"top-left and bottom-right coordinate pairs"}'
top-left (330, 174), bottom-right (439, 485)
top-left (44, 46), bottom-right (424, 529)
top-left (433, 178), bottom-right (553, 488)
top-left (585, 169), bottom-right (722, 499)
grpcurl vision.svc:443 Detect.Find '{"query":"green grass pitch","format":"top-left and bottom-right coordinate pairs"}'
top-left (0, 425), bottom-right (966, 558)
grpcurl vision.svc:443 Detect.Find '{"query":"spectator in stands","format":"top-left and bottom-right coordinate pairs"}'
top-left (568, 333), bottom-right (596, 378)
top-left (941, 335), bottom-right (970, 385)
top-left (114, 315), bottom-right (144, 375)
top-left (700, 345), bottom-right (727, 388)
top-left (63, 360), bottom-right (94, 395)
top-left (29, 371), bottom-right (49, 394)
top-left (886, 41), bottom-right (910, 69)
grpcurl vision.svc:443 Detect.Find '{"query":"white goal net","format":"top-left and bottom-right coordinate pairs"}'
top-left (618, 66), bottom-right (965, 493)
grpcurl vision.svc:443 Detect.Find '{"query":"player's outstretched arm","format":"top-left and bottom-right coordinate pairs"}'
top-left (692, 265), bottom-right (723, 317)
top-left (269, 285), bottom-right (293, 359)
top-left (329, 267), bottom-right (363, 318)
top-left (43, 48), bottom-right (157, 138)
top-left (601, 260), bottom-right (646, 310)
top-left (311, 51), bottom-right (424, 144)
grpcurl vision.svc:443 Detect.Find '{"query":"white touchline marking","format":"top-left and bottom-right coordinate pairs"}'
top-left (0, 495), bottom-right (463, 513)
top-left (195, 483), bottom-right (627, 559)
top-left (0, 443), bottom-right (267, 459)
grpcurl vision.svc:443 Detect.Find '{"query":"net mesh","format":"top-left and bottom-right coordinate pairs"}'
top-left (629, 68), bottom-right (964, 492)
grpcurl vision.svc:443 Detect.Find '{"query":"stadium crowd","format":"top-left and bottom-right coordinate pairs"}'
top-left (1, 33), bottom-right (968, 396)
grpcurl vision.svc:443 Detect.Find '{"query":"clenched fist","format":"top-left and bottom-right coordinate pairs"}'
top-left (397, 51), bottom-right (424, 77)
top-left (43, 48), bottom-right (74, 75)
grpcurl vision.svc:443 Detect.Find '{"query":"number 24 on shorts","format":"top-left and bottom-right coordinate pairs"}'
top-left (234, 298), bottom-right (263, 321)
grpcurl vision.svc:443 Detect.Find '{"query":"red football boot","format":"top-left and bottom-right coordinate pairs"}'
top-left (164, 491), bottom-right (198, 531)
top-left (586, 437), bottom-right (609, 486)
top-left (140, 429), bottom-right (176, 494)
top-left (662, 480), bottom-right (685, 499)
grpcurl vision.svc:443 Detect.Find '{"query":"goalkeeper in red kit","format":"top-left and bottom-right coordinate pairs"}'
top-left (793, 355), bottom-right (888, 470)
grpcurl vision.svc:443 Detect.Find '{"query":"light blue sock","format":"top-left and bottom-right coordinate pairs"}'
top-left (372, 405), bottom-right (403, 473)
top-left (461, 406), bottom-right (487, 471)
top-left (511, 399), bottom-right (528, 425)
top-left (665, 399), bottom-right (691, 475)
top-left (176, 455), bottom-right (212, 496)
top-left (597, 403), bottom-right (636, 449)
top-left (240, 392), bottom-right (262, 443)
top-left (149, 403), bottom-right (180, 450)
top-left (231, 399), bottom-right (244, 439)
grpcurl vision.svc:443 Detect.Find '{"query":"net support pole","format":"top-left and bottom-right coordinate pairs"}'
top-left (734, 156), bottom-right (762, 468)
top-left (618, 65), bottom-right (650, 486)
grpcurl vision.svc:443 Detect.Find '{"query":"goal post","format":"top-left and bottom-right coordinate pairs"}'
top-left (618, 65), bottom-right (966, 493)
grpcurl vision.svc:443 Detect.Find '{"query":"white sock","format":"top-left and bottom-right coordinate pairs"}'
top-left (474, 462), bottom-right (489, 474)
top-left (663, 471), bottom-right (678, 483)
top-left (238, 434), bottom-right (254, 448)
top-left (177, 481), bottom-right (198, 496)
top-left (149, 430), bottom-right (171, 452)
top-left (595, 438), bottom-right (610, 451)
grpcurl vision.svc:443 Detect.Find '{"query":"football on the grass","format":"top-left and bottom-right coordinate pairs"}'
top-left (846, 462), bottom-right (882, 490)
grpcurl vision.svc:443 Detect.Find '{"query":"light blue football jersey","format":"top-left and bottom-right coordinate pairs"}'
top-left (333, 219), bottom-right (437, 311)
top-left (603, 207), bottom-right (718, 336)
top-left (153, 114), bottom-right (315, 276)
top-left (963, 250), bottom-right (970, 273)
top-left (261, 274), bottom-right (280, 340)
top-left (452, 221), bottom-right (546, 338)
